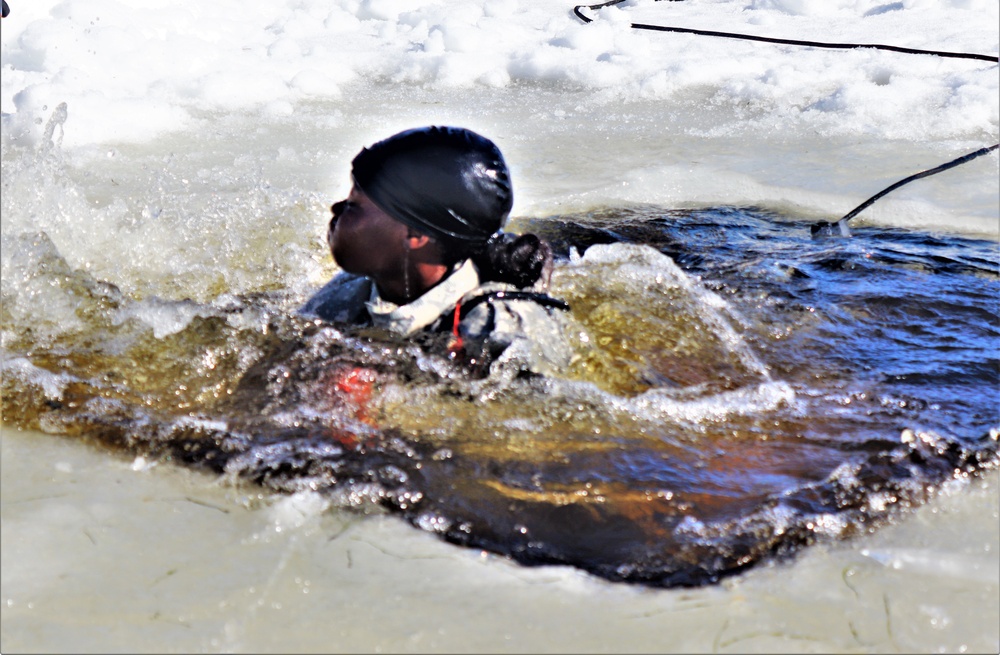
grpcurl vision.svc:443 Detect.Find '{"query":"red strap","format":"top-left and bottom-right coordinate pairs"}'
top-left (448, 299), bottom-right (463, 355)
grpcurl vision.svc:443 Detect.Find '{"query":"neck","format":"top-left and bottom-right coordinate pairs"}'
top-left (374, 259), bottom-right (452, 305)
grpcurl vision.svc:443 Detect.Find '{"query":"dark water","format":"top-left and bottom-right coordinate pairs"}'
top-left (2, 206), bottom-right (998, 587)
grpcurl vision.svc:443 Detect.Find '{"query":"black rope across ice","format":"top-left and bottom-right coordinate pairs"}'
top-left (573, 0), bottom-right (999, 62)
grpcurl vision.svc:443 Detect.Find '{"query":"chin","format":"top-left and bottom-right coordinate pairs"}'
top-left (331, 248), bottom-right (357, 274)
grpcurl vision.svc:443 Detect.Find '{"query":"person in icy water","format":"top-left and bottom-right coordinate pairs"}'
top-left (301, 126), bottom-right (574, 378)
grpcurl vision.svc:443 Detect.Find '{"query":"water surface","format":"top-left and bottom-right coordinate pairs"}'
top-left (3, 201), bottom-right (996, 586)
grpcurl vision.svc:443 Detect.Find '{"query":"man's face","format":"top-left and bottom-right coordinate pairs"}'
top-left (328, 186), bottom-right (409, 279)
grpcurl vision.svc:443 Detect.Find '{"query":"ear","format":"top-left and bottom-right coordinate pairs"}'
top-left (405, 230), bottom-right (432, 250)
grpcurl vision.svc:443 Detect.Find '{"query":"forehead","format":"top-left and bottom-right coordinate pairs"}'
top-left (346, 186), bottom-right (381, 211)
top-left (347, 184), bottom-right (367, 202)
top-left (346, 185), bottom-right (404, 227)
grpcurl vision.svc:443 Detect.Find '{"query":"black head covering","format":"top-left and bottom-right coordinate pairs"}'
top-left (350, 126), bottom-right (513, 247)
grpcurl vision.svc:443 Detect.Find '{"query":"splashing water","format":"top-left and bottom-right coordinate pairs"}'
top-left (3, 145), bottom-right (996, 584)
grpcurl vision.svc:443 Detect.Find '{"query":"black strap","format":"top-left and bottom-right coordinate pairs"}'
top-left (457, 290), bottom-right (570, 322)
top-left (417, 290), bottom-right (569, 371)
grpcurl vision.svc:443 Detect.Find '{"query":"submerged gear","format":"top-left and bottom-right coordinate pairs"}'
top-left (350, 126), bottom-right (514, 247)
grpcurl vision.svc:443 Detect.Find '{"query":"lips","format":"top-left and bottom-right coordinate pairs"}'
top-left (327, 200), bottom-right (347, 253)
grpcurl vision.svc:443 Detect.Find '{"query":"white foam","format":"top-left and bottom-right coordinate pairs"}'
top-left (171, 415), bottom-right (228, 433)
top-left (266, 491), bottom-right (332, 532)
top-left (0, 357), bottom-right (76, 400)
top-left (634, 380), bottom-right (796, 424)
top-left (112, 297), bottom-right (208, 339)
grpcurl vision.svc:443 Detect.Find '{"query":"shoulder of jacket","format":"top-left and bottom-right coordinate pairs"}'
top-left (300, 272), bottom-right (372, 323)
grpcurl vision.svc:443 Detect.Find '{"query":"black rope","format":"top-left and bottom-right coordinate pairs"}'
top-left (811, 144), bottom-right (999, 237)
top-left (839, 144), bottom-right (1000, 224)
top-left (573, 1), bottom-right (998, 63)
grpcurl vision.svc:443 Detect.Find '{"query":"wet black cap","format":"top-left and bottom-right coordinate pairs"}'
top-left (350, 126), bottom-right (513, 247)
